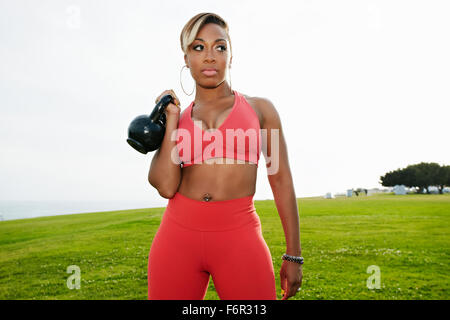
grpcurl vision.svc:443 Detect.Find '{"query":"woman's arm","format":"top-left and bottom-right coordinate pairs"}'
top-left (258, 97), bottom-right (302, 256)
top-left (148, 108), bottom-right (182, 199)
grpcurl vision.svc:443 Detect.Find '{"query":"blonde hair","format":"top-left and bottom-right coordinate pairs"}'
top-left (180, 12), bottom-right (232, 57)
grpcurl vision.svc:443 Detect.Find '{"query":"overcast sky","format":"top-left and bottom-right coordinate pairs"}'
top-left (1, 0), bottom-right (449, 206)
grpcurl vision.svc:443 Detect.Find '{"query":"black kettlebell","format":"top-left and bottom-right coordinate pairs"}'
top-left (126, 94), bottom-right (174, 154)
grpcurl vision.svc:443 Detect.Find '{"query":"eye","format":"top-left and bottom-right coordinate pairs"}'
top-left (193, 44), bottom-right (203, 51)
top-left (192, 44), bottom-right (227, 52)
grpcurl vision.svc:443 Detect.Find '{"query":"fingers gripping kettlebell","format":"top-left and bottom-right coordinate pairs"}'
top-left (126, 94), bottom-right (174, 154)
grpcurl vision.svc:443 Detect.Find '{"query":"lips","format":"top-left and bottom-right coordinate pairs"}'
top-left (201, 68), bottom-right (218, 76)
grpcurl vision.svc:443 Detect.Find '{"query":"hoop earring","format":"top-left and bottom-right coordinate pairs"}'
top-left (228, 66), bottom-right (232, 93)
top-left (180, 65), bottom-right (195, 96)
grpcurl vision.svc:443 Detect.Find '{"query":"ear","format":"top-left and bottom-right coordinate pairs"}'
top-left (229, 56), bottom-right (233, 68)
top-left (184, 54), bottom-right (189, 68)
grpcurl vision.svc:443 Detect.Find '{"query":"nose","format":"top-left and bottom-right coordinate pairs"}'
top-left (203, 47), bottom-right (216, 63)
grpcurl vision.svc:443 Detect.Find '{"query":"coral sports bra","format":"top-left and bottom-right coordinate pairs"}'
top-left (175, 90), bottom-right (262, 168)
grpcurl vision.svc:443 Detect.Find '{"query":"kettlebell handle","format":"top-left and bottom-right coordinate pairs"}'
top-left (149, 94), bottom-right (174, 122)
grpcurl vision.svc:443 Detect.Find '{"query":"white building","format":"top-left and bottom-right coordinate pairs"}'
top-left (393, 185), bottom-right (407, 195)
top-left (324, 192), bottom-right (334, 199)
top-left (428, 186), bottom-right (439, 194)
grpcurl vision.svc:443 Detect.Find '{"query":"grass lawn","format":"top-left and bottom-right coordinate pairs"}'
top-left (0, 193), bottom-right (448, 300)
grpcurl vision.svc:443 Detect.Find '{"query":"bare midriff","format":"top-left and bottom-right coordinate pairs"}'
top-left (177, 157), bottom-right (258, 202)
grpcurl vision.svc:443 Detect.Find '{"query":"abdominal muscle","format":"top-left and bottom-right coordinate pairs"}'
top-left (177, 157), bottom-right (258, 202)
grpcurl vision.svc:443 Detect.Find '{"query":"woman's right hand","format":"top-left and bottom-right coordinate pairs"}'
top-left (155, 89), bottom-right (181, 117)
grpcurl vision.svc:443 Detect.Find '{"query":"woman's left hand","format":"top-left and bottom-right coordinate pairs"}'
top-left (280, 260), bottom-right (303, 300)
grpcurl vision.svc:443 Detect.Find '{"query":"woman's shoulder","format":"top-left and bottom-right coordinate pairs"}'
top-left (178, 101), bottom-right (194, 120)
top-left (240, 92), bottom-right (279, 128)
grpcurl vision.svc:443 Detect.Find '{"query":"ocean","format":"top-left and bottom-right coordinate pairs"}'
top-left (0, 199), bottom-right (169, 222)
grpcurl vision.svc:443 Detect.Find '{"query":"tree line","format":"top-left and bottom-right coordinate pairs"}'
top-left (380, 162), bottom-right (450, 194)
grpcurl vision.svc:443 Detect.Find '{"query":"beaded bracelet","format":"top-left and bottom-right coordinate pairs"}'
top-left (282, 253), bottom-right (304, 265)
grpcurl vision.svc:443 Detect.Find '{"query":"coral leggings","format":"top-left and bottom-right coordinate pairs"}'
top-left (148, 191), bottom-right (277, 300)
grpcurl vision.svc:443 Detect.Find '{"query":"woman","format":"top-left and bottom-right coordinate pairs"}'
top-left (147, 12), bottom-right (303, 300)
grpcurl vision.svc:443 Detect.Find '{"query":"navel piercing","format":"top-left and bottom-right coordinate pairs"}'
top-left (203, 193), bottom-right (212, 202)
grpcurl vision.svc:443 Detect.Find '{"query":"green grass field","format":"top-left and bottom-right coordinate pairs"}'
top-left (0, 193), bottom-right (448, 300)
